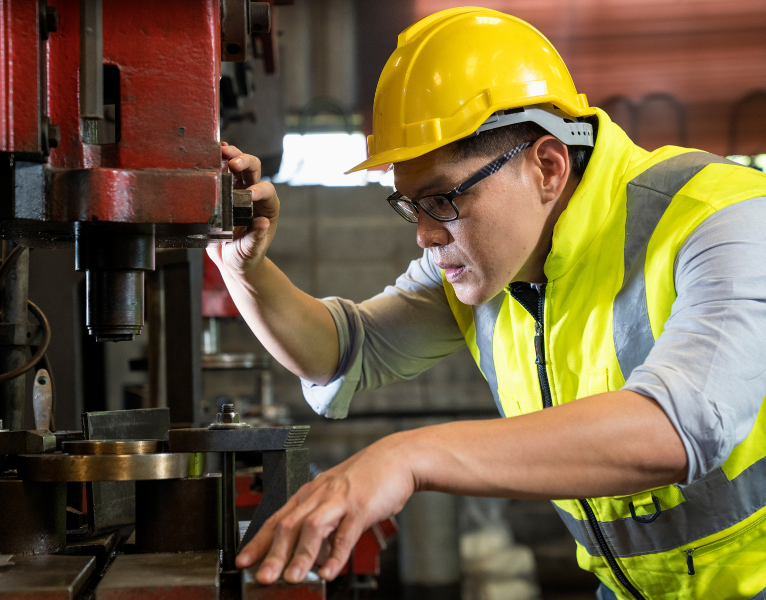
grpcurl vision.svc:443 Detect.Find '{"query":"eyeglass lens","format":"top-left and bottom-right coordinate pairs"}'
top-left (420, 195), bottom-right (456, 220)
top-left (392, 199), bottom-right (419, 222)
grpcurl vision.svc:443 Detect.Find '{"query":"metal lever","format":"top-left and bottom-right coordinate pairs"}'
top-left (33, 368), bottom-right (52, 430)
top-left (79, 0), bottom-right (103, 120)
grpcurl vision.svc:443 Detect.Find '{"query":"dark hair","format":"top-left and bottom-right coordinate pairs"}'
top-left (449, 116), bottom-right (598, 179)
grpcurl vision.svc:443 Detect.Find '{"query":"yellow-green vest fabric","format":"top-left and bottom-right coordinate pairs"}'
top-left (443, 109), bottom-right (766, 599)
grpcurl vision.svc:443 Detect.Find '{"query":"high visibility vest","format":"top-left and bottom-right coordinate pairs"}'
top-left (444, 109), bottom-right (766, 599)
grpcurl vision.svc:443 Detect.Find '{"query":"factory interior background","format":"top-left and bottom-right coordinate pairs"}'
top-left (5, 0), bottom-right (766, 599)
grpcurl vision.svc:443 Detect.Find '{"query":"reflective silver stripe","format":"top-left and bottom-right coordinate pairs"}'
top-left (553, 502), bottom-right (602, 556)
top-left (555, 453), bottom-right (766, 557)
top-left (747, 587), bottom-right (766, 600)
top-left (473, 293), bottom-right (506, 417)
top-left (613, 152), bottom-right (734, 381)
top-left (676, 466), bottom-right (729, 502)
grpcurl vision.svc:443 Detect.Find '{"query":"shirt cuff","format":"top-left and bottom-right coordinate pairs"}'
top-left (299, 297), bottom-right (364, 419)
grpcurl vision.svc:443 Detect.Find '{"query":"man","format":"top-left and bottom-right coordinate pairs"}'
top-left (209, 7), bottom-right (766, 599)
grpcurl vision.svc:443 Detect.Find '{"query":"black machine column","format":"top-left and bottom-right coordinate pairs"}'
top-left (75, 223), bottom-right (154, 342)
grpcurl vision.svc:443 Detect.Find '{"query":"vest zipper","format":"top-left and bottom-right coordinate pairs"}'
top-left (685, 549), bottom-right (695, 575)
top-left (509, 283), bottom-right (552, 409)
top-left (579, 499), bottom-right (646, 599)
top-left (509, 282), bottom-right (645, 600)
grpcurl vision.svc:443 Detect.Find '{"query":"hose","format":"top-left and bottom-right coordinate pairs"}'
top-left (0, 245), bottom-right (56, 428)
top-left (0, 300), bottom-right (51, 383)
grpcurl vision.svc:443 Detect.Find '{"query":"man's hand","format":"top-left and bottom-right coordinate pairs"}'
top-left (235, 433), bottom-right (416, 584)
top-left (208, 143), bottom-right (280, 278)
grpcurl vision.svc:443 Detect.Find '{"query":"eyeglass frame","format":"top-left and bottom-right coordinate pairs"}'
top-left (386, 141), bottom-right (532, 223)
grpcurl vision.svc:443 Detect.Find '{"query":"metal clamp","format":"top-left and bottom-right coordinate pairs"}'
top-left (628, 496), bottom-right (662, 523)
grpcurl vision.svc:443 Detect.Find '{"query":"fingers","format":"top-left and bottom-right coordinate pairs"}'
top-left (318, 517), bottom-right (364, 580)
top-left (235, 478), bottom-right (363, 586)
top-left (251, 181), bottom-right (279, 219)
top-left (256, 514), bottom-right (306, 584)
top-left (222, 143), bottom-right (262, 187)
top-left (236, 494), bottom-right (304, 570)
top-left (283, 503), bottom-right (347, 583)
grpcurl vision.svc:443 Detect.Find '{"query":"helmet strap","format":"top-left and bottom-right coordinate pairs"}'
top-left (475, 106), bottom-right (594, 147)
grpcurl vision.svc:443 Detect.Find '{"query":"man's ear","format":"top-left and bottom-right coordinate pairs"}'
top-left (529, 135), bottom-right (570, 204)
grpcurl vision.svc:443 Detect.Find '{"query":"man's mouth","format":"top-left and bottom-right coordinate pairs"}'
top-left (437, 263), bottom-right (467, 283)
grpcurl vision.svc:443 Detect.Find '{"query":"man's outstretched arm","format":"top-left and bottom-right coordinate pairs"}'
top-left (237, 390), bottom-right (687, 583)
top-left (209, 143), bottom-right (339, 385)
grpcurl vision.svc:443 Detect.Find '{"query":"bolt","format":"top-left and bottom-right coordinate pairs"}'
top-left (216, 403), bottom-right (240, 425)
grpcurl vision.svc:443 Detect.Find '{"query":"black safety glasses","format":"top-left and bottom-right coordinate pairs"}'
top-left (386, 141), bottom-right (531, 223)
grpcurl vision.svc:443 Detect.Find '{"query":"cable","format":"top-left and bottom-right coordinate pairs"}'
top-left (0, 300), bottom-right (51, 383)
top-left (0, 244), bottom-right (56, 428)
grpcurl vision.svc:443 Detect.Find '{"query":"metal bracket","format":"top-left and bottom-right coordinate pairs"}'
top-left (221, 0), bottom-right (272, 62)
top-left (0, 429), bottom-right (56, 454)
top-left (239, 448), bottom-right (310, 550)
top-left (167, 425), bottom-right (309, 452)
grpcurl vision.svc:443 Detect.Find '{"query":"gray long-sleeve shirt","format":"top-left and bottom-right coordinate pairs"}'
top-left (301, 197), bottom-right (766, 484)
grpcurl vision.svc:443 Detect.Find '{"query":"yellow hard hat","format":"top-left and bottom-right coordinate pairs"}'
top-left (347, 7), bottom-right (596, 173)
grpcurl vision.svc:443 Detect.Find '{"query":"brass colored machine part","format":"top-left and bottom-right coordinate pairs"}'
top-left (16, 452), bottom-right (206, 482)
top-left (61, 439), bottom-right (164, 455)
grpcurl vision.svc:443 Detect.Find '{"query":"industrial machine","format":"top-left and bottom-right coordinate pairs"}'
top-left (0, 405), bottom-right (323, 599)
top-left (0, 1), bottom-right (327, 598)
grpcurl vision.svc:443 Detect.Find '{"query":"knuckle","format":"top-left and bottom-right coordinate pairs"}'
top-left (304, 515), bottom-right (324, 531)
top-left (265, 513), bottom-right (280, 528)
top-left (251, 156), bottom-right (261, 170)
top-left (292, 546), bottom-right (314, 560)
top-left (331, 534), bottom-right (351, 554)
top-left (275, 518), bottom-right (296, 536)
top-left (258, 181), bottom-right (276, 197)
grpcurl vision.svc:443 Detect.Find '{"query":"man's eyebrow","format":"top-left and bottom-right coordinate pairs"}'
top-left (408, 175), bottom-right (453, 199)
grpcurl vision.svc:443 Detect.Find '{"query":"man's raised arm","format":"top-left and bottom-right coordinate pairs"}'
top-left (208, 143), bottom-right (339, 385)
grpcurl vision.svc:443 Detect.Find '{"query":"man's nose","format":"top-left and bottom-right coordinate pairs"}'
top-left (416, 213), bottom-right (450, 249)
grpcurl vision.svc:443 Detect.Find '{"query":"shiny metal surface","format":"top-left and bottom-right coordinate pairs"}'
top-left (61, 439), bottom-right (164, 455)
top-left (201, 352), bottom-right (268, 370)
top-left (32, 368), bottom-right (52, 430)
top-left (16, 452), bottom-right (206, 482)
